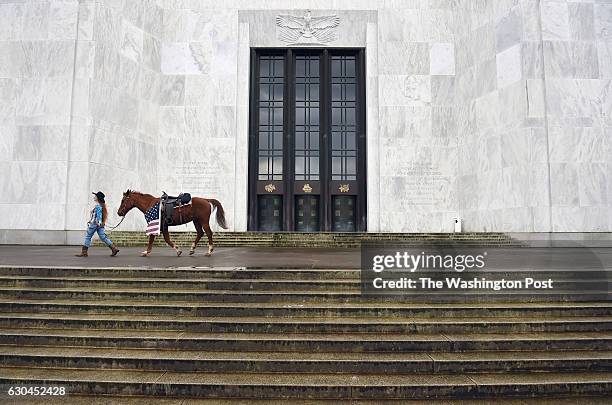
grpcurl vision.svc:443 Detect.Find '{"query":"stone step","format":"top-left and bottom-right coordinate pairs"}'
top-left (2, 328), bottom-right (611, 352)
top-left (1, 266), bottom-right (603, 281)
top-left (1, 299), bottom-right (610, 318)
top-left (94, 231), bottom-right (521, 248)
top-left (0, 275), bottom-right (360, 291)
top-left (101, 241), bottom-right (521, 248)
top-left (1, 345), bottom-right (610, 373)
top-left (1, 286), bottom-right (608, 303)
top-left (0, 266), bottom-right (360, 279)
top-left (14, 396), bottom-right (612, 405)
top-left (0, 367), bottom-right (609, 399)
top-left (100, 231), bottom-right (514, 238)
top-left (1, 275), bottom-right (606, 291)
top-left (1, 313), bottom-right (611, 333)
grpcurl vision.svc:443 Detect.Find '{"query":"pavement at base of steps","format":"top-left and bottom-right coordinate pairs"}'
top-left (0, 245), bottom-right (360, 269)
top-left (1, 245), bottom-right (612, 273)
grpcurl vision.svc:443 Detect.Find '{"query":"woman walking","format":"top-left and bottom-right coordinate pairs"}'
top-left (75, 191), bottom-right (120, 257)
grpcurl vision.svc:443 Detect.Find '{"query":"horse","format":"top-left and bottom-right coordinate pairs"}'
top-left (117, 190), bottom-right (228, 257)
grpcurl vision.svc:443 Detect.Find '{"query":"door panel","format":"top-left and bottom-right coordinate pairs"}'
top-left (295, 195), bottom-right (320, 232)
top-left (257, 195), bottom-right (283, 231)
top-left (332, 195), bottom-right (356, 232)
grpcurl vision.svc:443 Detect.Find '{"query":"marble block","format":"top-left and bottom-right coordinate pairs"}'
top-left (160, 75), bottom-right (185, 106)
top-left (161, 41), bottom-right (210, 74)
top-left (13, 125), bottom-right (70, 162)
top-left (380, 41), bottom-right (429, 75)
top-left (430, 42), bottom-right (455, 75)
top-left (0, 3), bottom-right (25, 41)
top-left (541, 1), bottom-right (570, 40)
top-left (119, 19), bottom-right (144, 63)
top-left (569, 2), bottom-right (595, 41)
top-left (496, 44), bottom-right (522, 88)
top-left (379, 75), bottom-right (431, 106)
top-left (599, 42), bottom-right (612, 79)
top-left (48, 0), bottom-right (79, 40)
top-left (495, 5), bottom-right (521, 53)
top-left (16, 78), bottom-right (72, 126)
top-left (595, 4), bottom-right (612, 42)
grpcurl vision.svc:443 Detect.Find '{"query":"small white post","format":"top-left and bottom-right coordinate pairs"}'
top-left (454, 217), bottom-right (462, 233)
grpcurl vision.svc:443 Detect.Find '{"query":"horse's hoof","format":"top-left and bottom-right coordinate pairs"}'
top-left (176, 250), bottom-right (182, 257)
top-left (140, 251), bottom-right (151, 257)
top-left (189, 250), bottom-right (195, 256)
top-left (205, 252), bottom-right (211, 257)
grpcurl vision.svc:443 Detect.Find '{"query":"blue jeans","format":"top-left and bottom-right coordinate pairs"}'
top-left (83, 223), bottom-right (113, 247)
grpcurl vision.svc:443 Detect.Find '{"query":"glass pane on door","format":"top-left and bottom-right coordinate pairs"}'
top-left (294, 55), bottom-right (320, 181)
top-left (257, 55), bottom-right (284, 181)
top-left (331, 55), bottom-right (357, 181)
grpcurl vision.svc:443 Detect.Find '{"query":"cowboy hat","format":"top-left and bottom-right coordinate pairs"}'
top-left (92, 191), bottom-right (105, 203)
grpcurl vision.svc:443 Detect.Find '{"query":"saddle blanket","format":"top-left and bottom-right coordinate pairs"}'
top-left (144, 201), bottom-right (161, 236)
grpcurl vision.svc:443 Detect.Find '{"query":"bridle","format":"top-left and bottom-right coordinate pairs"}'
top-left (107, 193), bottom-right (132, 231)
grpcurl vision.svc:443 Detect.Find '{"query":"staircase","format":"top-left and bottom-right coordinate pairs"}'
top-left (95, 231), bottom-right (523, 248)
top-left (0, 265), bottom-right (610, 401)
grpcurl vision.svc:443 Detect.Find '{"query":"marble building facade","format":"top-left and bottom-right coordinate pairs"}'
top-left (0, 0), bottom-right (610, 243)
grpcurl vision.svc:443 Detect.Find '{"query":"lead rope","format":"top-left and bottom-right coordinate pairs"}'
top-left (104, 215), bottom-right (126, 231)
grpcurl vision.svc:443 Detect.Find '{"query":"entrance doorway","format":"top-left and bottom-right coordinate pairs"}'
top-left (248, 49), bottom-right (366, 232)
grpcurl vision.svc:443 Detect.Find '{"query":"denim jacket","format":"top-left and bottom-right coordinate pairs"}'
top-left (88, 204), bottom-right (103, 226)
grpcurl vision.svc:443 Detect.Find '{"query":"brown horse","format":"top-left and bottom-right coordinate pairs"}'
top-left (117, 190), bottom-right (228, 257)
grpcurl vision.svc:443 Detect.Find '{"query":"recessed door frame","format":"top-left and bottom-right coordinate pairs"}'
top-left (248, 47), bottom-right (366, 232)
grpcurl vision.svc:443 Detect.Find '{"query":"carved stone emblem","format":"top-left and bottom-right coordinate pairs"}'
top-left (339, 184), bottom-right (350, 193)
top-left (264, 183), bottom-right (276, 193)
top-left (302, 183), bottom-right (313, 193)
top-left (276, 10), bottom-right (340, 45)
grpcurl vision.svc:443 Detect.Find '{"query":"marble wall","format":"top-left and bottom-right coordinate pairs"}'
top-left (540, 0), bottom-right (612, 231)
top-left (0, 0), bottom-right (79, 231)
top-left (376, 1), bottom-right (458, 231)
top-left (156, 5), bottom-right (239, 232)
top-left (56, 0), bottom-right (164, 237)
top-left (0, 0), bottom-right (164, 237)
top-left (454, 0), bottom-right (612, 232)
top-left (1, 0), bottom-right (610, 239)
top-left (454, 0), bottom-right (552, 232)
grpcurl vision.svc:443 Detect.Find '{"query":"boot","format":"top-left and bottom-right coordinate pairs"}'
top-left (75, 246), bottom-right (88, 257)
top-left (109, 244), bottom-right (120, 257)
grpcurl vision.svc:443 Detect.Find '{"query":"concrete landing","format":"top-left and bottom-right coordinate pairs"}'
top-left (2, 245), bottom-right (612, 272)
top-left (0, 246), bottom-right (360, 269)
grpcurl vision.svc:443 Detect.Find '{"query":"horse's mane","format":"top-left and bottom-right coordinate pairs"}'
top-left (126, 190), bottom-right (156, 199)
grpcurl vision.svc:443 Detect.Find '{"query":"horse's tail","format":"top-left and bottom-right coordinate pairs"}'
top-left (208, 199), bottom-right (228, 229)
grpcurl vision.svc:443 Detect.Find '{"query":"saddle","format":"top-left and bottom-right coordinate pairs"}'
top-left (161, 192), bottom-right (191, 226)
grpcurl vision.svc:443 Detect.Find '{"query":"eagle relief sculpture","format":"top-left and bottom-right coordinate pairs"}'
top-left (276, 10), bottom-right (340, 45)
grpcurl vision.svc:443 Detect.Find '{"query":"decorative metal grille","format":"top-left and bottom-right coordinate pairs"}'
top-left (257, 55), bottom-right (284, 181)
top-left (294, 55), bottom-right (320, 181)
top-left (330, 55), bottom-right (357, 181)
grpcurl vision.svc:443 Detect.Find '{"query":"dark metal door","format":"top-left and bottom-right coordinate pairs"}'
top-left (257, 195), bottom-right (283, 231)
top-left (295, 195), bottom-right (320, 232)
top-left (332, 195), bottom-right (356, 232)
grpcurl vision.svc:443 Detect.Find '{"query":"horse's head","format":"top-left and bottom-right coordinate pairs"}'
top-left (117, 189), bottom-right (135, 217)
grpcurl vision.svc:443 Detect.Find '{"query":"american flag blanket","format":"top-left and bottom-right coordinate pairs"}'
top-left (144, 201), bottom-right (161, 236)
